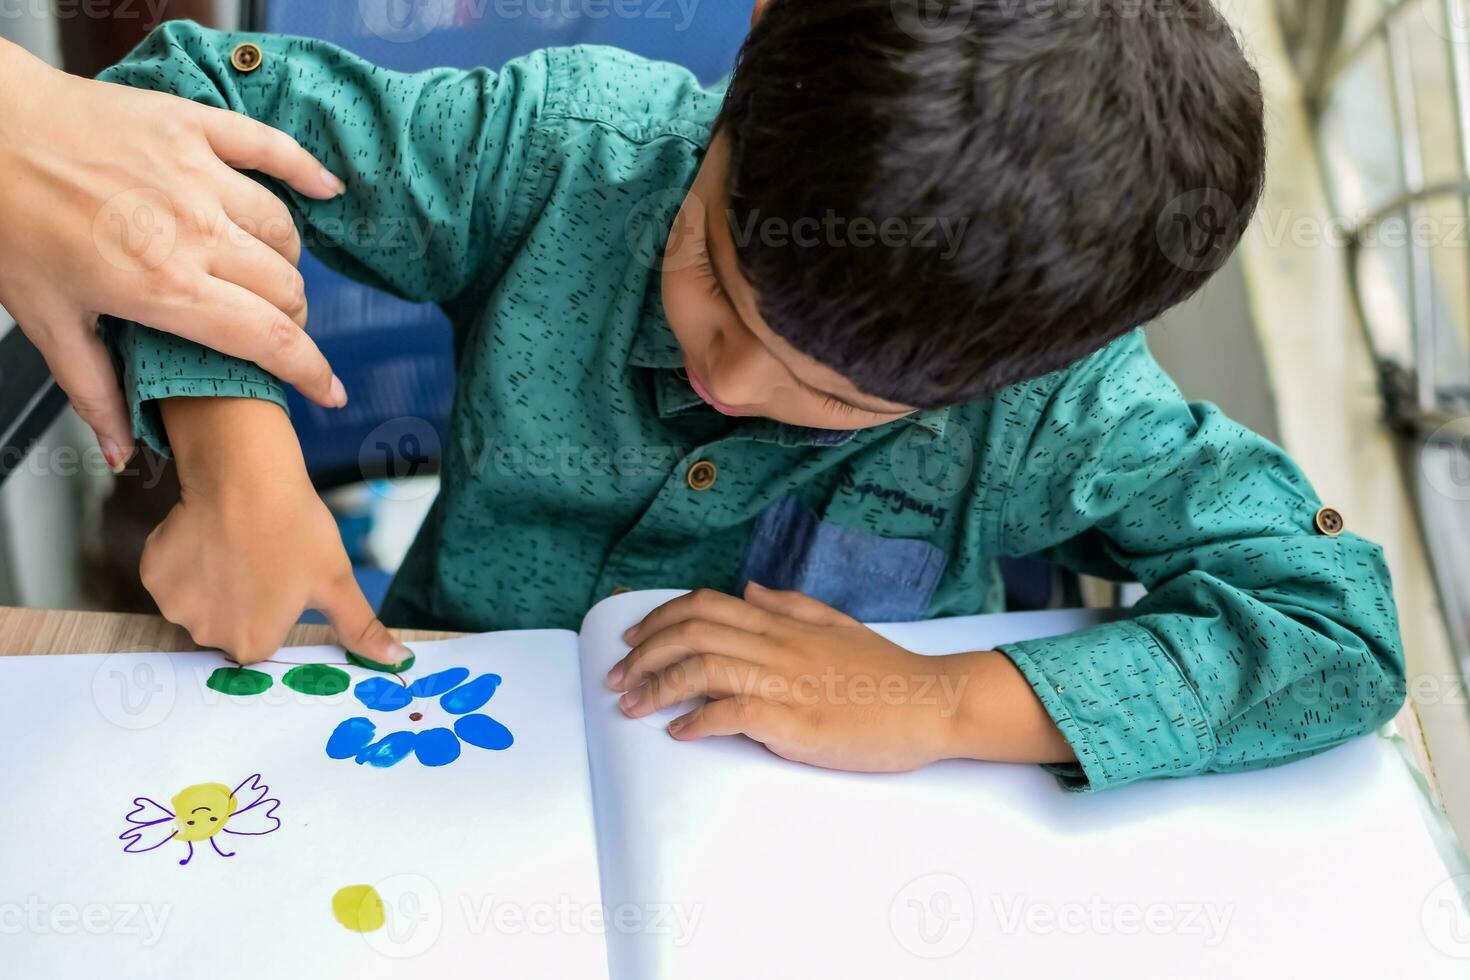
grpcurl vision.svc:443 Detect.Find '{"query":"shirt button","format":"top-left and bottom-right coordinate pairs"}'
top-left (686, 459), bottom-right (718, 491)
top-left (230, 42), bottom-right (264, 73)
top-left (1314, 506), bottom-right (1345, 536)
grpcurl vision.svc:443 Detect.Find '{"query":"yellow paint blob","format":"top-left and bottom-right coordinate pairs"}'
top-left (332, 885), bottom-right (386, 932)
top-left (171, 783), bottom-right (238, 842)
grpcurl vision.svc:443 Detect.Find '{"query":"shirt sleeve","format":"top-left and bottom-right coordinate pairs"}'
top-left (992, 331), bottom-right (1407, 792)
top-left (94, 20), bottom-right (550, 453)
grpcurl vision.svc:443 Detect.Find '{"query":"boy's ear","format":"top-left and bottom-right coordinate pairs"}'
top-left (750, 0), bottom-right (771, 30)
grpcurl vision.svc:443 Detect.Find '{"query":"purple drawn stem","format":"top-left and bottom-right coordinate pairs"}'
top-left (178, 841), bottom-right (194, 867)
top-left (210, 838), bottom-right (235, 858)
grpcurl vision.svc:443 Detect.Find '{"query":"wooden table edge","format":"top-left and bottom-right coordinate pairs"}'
top-left (0, 606), bottom-right (462, 656)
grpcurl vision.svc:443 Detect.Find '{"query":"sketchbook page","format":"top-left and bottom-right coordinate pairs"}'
top-left (0, 631), bottom-right (609, 980)
top-left (578, 592), bottom-right (1462, 980)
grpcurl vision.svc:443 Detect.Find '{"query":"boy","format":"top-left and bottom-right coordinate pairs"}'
top-left (97, 1), bottom-right (1405, 790)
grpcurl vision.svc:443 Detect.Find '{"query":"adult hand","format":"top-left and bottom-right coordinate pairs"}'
top-left (0, 38), bottom-right (348, 470)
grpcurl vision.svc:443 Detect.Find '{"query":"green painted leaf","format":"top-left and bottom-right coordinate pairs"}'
top-left (282, 663), bottom-right (351, 697)
top-left (206, 667), bottom-right (273, 697)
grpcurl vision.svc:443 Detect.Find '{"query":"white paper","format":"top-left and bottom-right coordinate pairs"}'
top-left (0, 631), bottom-right (609, 979)
top-left (578, 592), bottom-right (1466, 979)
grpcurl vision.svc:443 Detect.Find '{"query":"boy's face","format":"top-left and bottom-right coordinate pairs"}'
top-left (659, 132), bottom-right (917, 431)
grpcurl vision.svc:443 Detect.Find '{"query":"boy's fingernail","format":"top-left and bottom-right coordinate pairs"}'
top-left (747, 580), bottom-right (766, 593)
top-left (667, 716), bottom-right (687, 735)
top-left (323, 167), bottom-right (346, 194)
top-left (619, 689), bottom-right (640, 713)
top-left (329, 375), bottom-right (348, 407)
top-left (100, 437), bottom-right (127, 474)
top-left (346, 646), bottom-right (415, 674)
top-left (622, 625), bottom-right (639, 644)
top-left (605, 663), bottom-right (625, 689)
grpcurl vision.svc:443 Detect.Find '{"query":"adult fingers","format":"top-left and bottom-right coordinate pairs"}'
top-left (199, 105), bottom-right (345, 200)
top-left (136, 276), bottom-right (343, 409)
top-left (215, 167), bottom-right (302, 266)
top-left (206, 218), bottom-right (309, 328)
top-left (31, 316), bottom-right (134, 470)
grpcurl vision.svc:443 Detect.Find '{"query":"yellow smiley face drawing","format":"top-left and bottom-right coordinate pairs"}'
top-left (170, 783), bottom-right (240, 842)
top-left (122, 774), bottom-right (282, 866)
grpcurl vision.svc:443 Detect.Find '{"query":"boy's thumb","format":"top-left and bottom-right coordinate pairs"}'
top-left (320, 577), bottom-right (412, 669)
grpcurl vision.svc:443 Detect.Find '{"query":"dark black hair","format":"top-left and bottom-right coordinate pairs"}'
top-left (718, 0), bottom-right (1266, 408)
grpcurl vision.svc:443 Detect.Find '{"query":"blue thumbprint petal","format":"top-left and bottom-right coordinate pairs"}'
top-left (407, 668), bottom-right (470, 698)
top-left (355, 730), bottom-right (416, 768)
top-left (354, 677), bottom-right (414, 712)
top-left (414, 728), bottom-right (462, 767)
top-left (441, 673), bottom-right (502, 715)
top-left (326, 717), bottom-right (377, 759)
top-left (455, 713), bottom-right (514, 751)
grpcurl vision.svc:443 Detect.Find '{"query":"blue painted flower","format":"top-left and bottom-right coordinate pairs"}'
top-left (325, 668), bottom-right (514, 768)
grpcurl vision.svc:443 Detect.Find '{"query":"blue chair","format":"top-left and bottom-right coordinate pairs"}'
top-left (244, 0), bottom-right (754, 488)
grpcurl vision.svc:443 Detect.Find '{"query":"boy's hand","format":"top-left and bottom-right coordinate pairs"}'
top-left (142, 398), bottom-right (408, 668)
top-left (606, 584), bottom-right (976, 772)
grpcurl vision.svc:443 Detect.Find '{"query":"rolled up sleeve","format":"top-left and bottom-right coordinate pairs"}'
top-left (994, 332), bottom-right (1406, 791)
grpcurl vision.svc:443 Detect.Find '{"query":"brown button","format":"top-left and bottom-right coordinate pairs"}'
top-left (231, 43), bottom-right (264, 73)
top-left (1314, 506), bottom-right (1345, 536)
top-left (686, 460), bottom-right (718, 491)
top-left (610, 585), bottom-right (633, 596)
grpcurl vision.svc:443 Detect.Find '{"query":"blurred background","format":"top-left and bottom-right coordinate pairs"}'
top-left (0, 0), bottom-right (1467, 832)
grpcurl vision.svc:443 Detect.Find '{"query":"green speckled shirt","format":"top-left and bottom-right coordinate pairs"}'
top-left (99, 22), bottom-right (1406, 791)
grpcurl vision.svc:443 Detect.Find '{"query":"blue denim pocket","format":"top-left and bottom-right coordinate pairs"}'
top-left (738, 496), bottom-right (948, 622)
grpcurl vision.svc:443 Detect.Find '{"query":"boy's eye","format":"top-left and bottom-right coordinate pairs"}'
top-left (822, 395), bottom-right (858, 416)
top-left (695, 243), bottom-right (724, 300)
